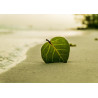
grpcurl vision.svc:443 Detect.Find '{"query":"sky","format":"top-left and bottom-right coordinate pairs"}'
top-left (0, 14), bottom-right (82, 30)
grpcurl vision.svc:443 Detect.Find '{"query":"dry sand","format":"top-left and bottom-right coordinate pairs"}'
top-left (0, 33), bottom-right (98, 83)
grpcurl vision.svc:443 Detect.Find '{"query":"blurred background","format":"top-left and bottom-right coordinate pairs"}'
top-left (0, 14), bottom-right (98, 31)
top-left (75, 14), bottom-right (98, 29)
top-left (0, 14), bottom-right (82, 31)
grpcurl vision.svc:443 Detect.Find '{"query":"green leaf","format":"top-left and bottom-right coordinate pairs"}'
top-left (41, 37), bottom-right (70, 63)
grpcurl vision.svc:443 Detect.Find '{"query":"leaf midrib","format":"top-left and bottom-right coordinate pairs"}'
top-left (50, 42), bottom-right (64, 62)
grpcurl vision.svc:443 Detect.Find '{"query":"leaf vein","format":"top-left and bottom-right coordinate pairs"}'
top-left (42, 43), bottom-right (48, 52)
top-left (51, 38), bottom-right (61, 42)
top-left (52, 49), bottom-right (55, 62)
top-left (46, 45), bottom-right (50, 62)
top-left (57, 49), bottom-right (66, 50)
top-left (51, 44), bottom-right (64, 62)
top-left (53, 44), bottom-right (66, 45)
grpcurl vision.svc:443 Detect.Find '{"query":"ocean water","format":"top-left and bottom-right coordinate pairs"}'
top-left (0, 29), bottom-right (84, 73)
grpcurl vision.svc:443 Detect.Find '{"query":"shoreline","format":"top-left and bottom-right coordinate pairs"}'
top-left (0, 34), bottom-right (98, 83)
top-left (0, 44), bottom-right (43, 83)
top-left (0, 43), bottom-right (42, 74)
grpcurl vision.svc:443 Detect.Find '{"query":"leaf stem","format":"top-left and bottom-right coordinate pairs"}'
top-left (46, 39), bottom-right (52, 45)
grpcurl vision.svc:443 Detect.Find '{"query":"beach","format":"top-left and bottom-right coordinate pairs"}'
top-left (0, 30), bottom-right (82, 73)
top-left (0, 30), bottom-right (98, 83)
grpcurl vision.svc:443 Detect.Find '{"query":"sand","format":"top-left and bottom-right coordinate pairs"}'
top-left (0, 33), bottom-right (98, 83)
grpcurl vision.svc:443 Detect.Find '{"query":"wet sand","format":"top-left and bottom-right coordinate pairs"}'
top-left (0, 34), bottom-right (98, 83)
